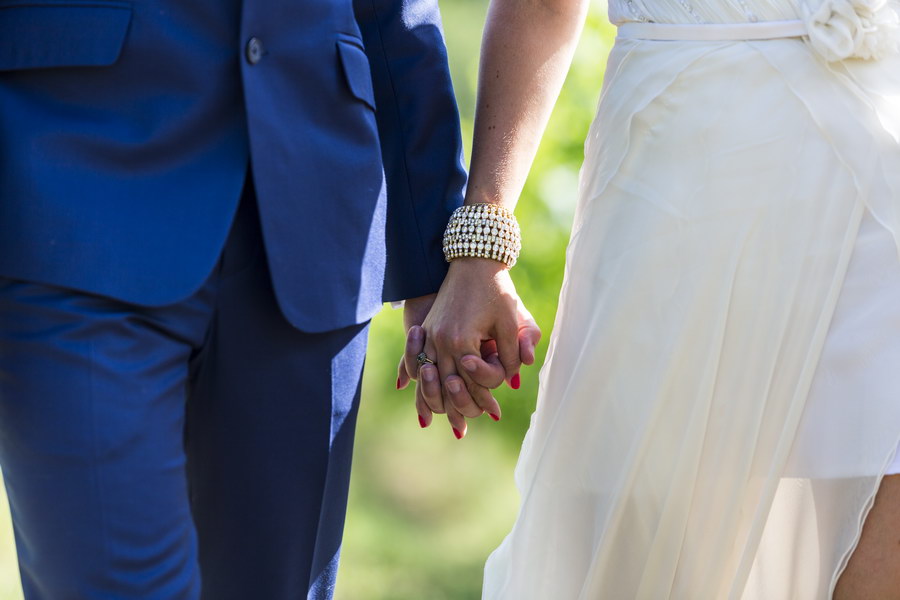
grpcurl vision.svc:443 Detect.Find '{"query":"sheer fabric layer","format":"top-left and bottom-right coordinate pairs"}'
top-left (482, 26), bottom-right (900, 600)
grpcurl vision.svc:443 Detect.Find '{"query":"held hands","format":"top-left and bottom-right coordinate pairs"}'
top-left (397, 258), bottom-right (541, 439)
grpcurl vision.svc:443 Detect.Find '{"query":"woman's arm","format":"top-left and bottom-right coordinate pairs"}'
top-left (410, 0), bottom-right (588, 437)
top-left (467, 0), bottom-right (590, 210)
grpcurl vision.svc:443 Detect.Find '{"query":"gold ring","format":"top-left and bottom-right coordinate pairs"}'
top-left (416, 352), bottom-right (435, 366)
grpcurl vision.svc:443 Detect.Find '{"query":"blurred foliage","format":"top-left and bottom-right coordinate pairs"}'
top-left (0, 2), bottom-right (615, 599)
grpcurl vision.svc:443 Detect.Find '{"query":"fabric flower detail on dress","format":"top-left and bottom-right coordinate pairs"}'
top-left (804, 0), bottom-right (900, 61)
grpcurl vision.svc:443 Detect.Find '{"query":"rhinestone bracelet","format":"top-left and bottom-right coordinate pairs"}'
top-left (442, 203), bottom-right (521, 268)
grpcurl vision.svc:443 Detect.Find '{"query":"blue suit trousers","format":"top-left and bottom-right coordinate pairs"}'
top-left (0, 178), bottom-right (369, 599)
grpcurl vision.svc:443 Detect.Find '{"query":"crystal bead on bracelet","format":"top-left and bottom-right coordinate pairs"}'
top-left (442, 203), bottom-right (521, 267)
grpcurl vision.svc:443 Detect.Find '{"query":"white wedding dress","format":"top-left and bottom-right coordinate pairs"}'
top-left (482, 0), bottom-right (900, 597)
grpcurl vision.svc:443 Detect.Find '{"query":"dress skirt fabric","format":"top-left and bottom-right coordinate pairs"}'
top-left (482, 1), bottom-right (900, 597)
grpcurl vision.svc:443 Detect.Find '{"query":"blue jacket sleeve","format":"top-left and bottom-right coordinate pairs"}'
top-left (353, 0), bottom-right (467, 303)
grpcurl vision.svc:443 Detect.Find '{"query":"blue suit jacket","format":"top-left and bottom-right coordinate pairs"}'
top-left (0, 0), bottom-right (466, 332)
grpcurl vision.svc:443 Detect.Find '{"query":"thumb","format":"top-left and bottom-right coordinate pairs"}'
top-left (459, 352), bottom-right (506, 389)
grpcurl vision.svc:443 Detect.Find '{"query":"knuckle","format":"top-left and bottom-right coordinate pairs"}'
top-left (431, 325), bottom-right (450, 340)
top-left (426, 325), bottom-right (444, 342)
top-left (445, 334), bottom-right (470, 352)
top-left (406, 326), bottom-right (423, 344)
top-left (441, 389), bottom-right (457, 406)
top-left (445, 378), bottom-right (465, 396)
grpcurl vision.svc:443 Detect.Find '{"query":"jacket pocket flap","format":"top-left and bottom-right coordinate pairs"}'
top-left (336, 38), bottom-right (376, 111)
top-left (0, 1), bottom-right (132, 71)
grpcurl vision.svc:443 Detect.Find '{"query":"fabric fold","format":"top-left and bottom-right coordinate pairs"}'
top-left (483, 10), bottom-right (900, 598)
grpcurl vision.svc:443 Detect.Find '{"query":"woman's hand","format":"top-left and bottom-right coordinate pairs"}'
top-left (398, 258), bottom-right (541, 438)
top-left (397, 293), bottom-right (460, 430)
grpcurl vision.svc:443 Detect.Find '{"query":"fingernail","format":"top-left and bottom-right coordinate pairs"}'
top-left (461, 357), bottom-right (477, 372)
top-left (422, 367), bottom-right (436, 383)
top-left (447, 379), bottom-right (461, 394)
top-left (510, 373), bottom-right (521, 390)
top-left (453, 428), bottom-right (463, 440)
top-left (396, 376), bottom-right (402, 390)
top-left (489, 412), bottom-right (501, 422)
top-left (418, 415), bottom-right (428, 429)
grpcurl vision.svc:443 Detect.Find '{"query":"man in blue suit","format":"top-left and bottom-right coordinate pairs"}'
top-left (0, 0), bottom-right (467, 597)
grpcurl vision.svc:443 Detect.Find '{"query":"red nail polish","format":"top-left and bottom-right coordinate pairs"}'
top-left (418, 415), bottom-right (427, 428)
top-left (489, 412), bottom-right (501, 422)
top-left (453, 428), bottom-right (463, 440)
top-left (396, 376), bottom-right (402, 390)
top-left (510, 373), bottom-right (521, 390)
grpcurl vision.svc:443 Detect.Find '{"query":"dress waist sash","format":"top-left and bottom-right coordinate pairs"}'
top-left (615, 20), bottom-right (807, 41)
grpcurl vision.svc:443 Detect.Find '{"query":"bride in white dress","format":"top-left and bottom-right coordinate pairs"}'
top-left (417, 0), bottom-right (900, 596)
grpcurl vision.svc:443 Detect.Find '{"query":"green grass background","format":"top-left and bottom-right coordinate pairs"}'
top-left (0, 2), bottom-right (615, 598)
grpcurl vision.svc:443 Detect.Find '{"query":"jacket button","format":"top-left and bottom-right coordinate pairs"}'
top-left (245, 37), bottom-right (264, 65)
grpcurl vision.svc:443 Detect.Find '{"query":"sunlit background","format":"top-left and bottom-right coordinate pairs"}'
top-left (0, 1), bottom-right (615, 598)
